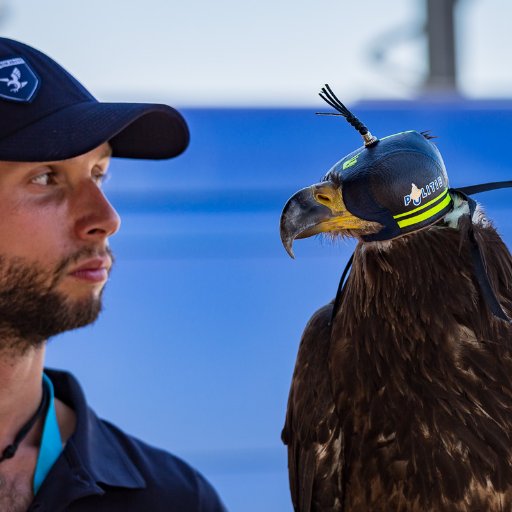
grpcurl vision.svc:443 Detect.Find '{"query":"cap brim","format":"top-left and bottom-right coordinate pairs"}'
top-left (0, 101), bottom-right (189, 161)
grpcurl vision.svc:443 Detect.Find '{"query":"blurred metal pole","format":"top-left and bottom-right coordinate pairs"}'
top-left (424, 0), bottom-right (458, 92)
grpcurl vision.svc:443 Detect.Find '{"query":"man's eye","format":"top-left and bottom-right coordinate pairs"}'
top-left (92, 165), bottom-right (109, 187)
top-left (93, 171), bottom-right (109, 187)
top-left (31, 172), bottom-right (56, 186)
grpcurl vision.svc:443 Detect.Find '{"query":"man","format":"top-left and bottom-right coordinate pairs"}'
top-left (0, 37), bottom-right (227, 511)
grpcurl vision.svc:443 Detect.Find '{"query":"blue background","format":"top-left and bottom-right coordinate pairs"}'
top-left (46, 101), bottom-right (512, 511)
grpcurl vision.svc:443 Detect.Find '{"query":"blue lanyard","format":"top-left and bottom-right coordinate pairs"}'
top-left (33, 373), bottom-right (63, 494)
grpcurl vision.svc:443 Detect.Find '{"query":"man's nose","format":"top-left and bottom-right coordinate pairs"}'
top-left (73, 181), bottom-right (121, 242)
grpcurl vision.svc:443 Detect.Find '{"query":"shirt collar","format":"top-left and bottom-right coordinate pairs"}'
top-left (44, 368), bottom-right (146, 490)
top-left (33, 373), bottom-right (63, 494)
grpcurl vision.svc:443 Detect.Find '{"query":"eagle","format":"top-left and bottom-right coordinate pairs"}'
top-left (279, 87), bottom-right (512, 511)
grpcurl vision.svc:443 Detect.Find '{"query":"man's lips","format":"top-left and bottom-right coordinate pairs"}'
top-left (68, 258), bottom-right (111, 283)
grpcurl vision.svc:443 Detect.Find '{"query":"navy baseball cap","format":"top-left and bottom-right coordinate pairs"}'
top-left (0, 37), bottom-right (189, 161)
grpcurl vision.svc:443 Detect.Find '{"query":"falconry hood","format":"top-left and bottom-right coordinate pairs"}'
top-left (317, 85), bottom-right (452, 242)
top-left (330, 129), bottom-right (451, 242)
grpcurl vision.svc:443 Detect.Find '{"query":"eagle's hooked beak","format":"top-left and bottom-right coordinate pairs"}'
top-left (279, 181), bottom-right (375, 258)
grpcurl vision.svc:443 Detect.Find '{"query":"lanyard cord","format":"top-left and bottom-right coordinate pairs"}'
top-left (329, 253), bottom-right (354, 328)
top-left (456, 181), bottom-right (512, 196)
top-left (457, 190), bottom-right (509, 321)
top-left (0, 381), bottom-right (49, 463)
top-left (454, 180), bottom-right (512, 321)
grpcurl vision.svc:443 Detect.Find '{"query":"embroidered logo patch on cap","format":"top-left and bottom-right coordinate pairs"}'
top-left (0, 57), bottom-right (39, 102)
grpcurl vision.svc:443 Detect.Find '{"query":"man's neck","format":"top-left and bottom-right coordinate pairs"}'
top-left (0, 345), bottom-right (45, 448)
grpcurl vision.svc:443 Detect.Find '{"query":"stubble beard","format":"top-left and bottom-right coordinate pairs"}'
top-left (0, 248), bottom-right (113, 356)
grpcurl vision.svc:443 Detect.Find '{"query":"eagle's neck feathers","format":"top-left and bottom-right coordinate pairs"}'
top-left (330, 202), bottom-right (512, 509)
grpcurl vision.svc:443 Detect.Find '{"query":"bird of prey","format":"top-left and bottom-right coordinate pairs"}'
top-left (279, 86), bottom-right (512, 512)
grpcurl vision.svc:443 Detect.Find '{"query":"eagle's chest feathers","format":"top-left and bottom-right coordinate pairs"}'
top-left (330, 225), bottom-right (512, 509)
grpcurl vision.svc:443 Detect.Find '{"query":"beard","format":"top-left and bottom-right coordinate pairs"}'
top-left (0, 247), bottom-right (113, 355)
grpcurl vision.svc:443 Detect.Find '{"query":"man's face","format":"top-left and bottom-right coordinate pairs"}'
top-left (0, 142), bottom-right (120, 352)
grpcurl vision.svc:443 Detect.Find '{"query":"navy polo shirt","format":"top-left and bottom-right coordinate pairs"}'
top-left (28, 369), bottom-right (227, 512)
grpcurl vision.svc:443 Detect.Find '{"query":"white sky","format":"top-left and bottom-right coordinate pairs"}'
top-left (0, 0), bottom-right (511, 106)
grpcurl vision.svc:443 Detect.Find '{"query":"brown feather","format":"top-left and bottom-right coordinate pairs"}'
top-left (282, 304), bottom-right (344, 511)
top-left (283, 211), bottom-right (512, 511)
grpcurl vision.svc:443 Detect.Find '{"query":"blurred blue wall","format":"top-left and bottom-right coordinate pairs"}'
top-left (46, 101), bottom-right (512, 511)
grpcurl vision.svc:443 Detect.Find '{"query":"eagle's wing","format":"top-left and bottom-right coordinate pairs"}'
top-left (12, 67), bottom-right (20, 79)
top-left (282, 303), bottom-right (344, 512)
